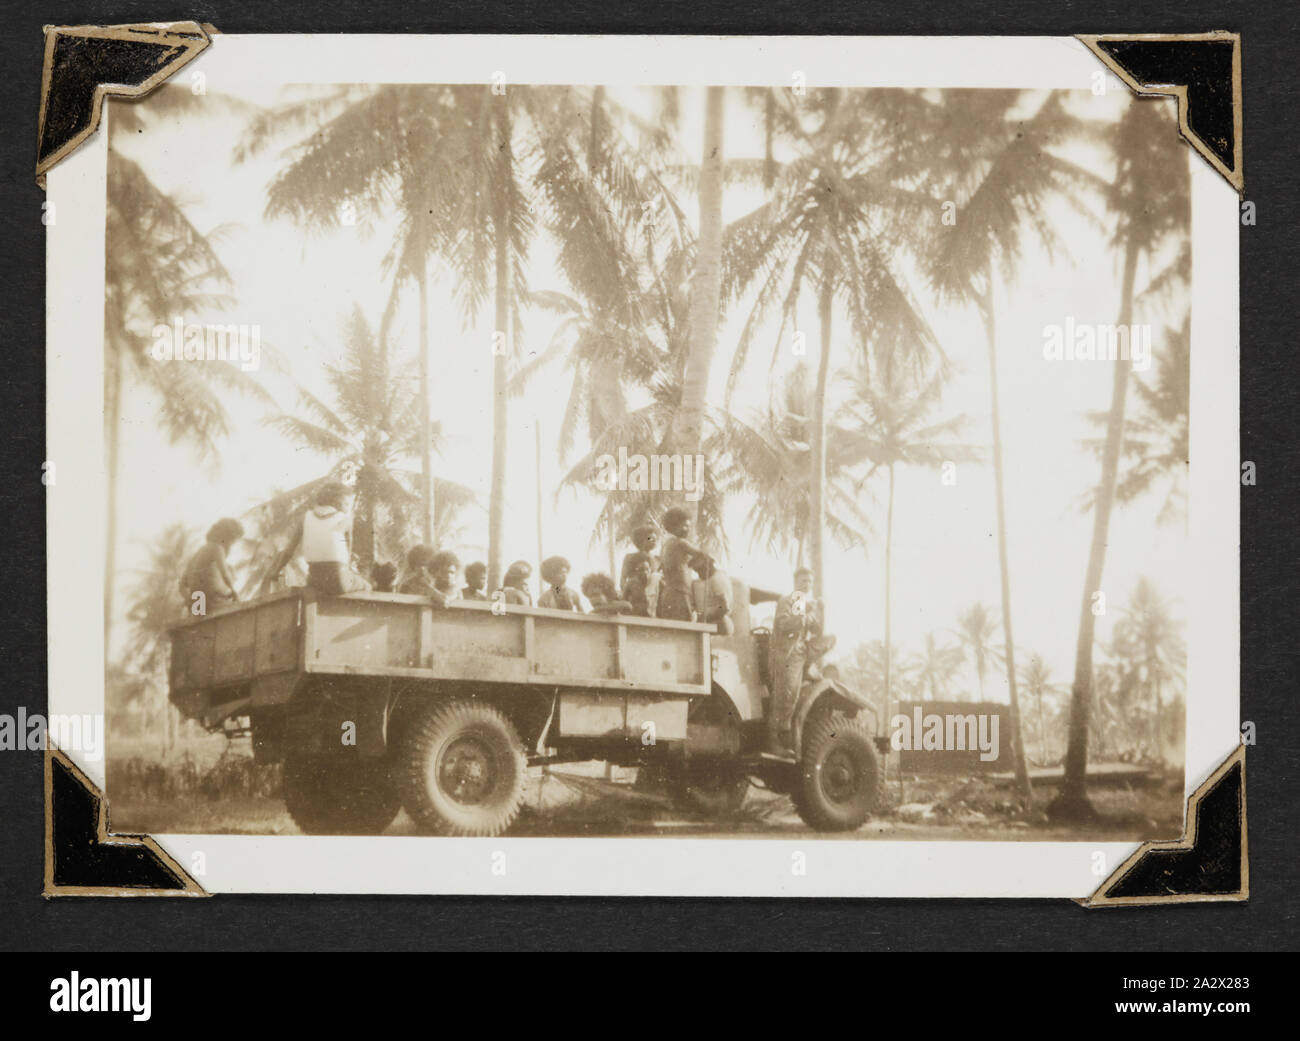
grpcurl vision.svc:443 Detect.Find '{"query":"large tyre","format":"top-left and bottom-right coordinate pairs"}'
top-left (396, 700), bottom-right (527, 836)
top-left (793, 712), bottom-right (879, 832)
top-left (282, 754), bottom-right (401, 835)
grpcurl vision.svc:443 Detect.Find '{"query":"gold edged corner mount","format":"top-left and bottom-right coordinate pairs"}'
top-left (37, 21), bottom-right (213, 186)
top-left (1082, 744), bottom-right (1247, 908)
top-left (1078, 31), bottom-right (1243, 192)
top-left (44, 746), bottom-right (207, 898)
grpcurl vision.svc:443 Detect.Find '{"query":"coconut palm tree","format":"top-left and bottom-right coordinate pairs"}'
top-left (121, 522), bottom-right (196, 753)
top-left (1018, 654), bottom-right (1066, 764)
top-left (1084, 317), bottom-right (1190, 523)
top-left (104, 88), bottom-right (273, 642)
top-left (909, 632), bottom-right (966, 701)
top-left (724, 88), bottom-right (941, 599)
top-left (715, 363), bottom-right (872, 567)
top-left (246, 306), bottom-right (475, 588)
top-left (1111, 579), bottom-right (1186, 764)
top-left (953, 603), bottom-right (1002, 702)
top-left (240, 85), bottom-right (456, 550)
top-left (836, 360), bottom-right (981, 726)
top-left (922, 88), bottom-right (1102, 802)
top-left (1054, 96), bottom-right (1190, 819)
top-left (851, 640), bottom-right (917, 710)
top-left (670, 85), bottom-right (726, 510)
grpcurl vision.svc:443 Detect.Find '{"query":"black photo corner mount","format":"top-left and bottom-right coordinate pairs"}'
top-left (45, 748), bottom-right (206, 898)
top-left (36, 21), bottom-right (213, 186)
top-left (1079, 31), bottom-right (1243, 192)
top-left (1082, 745), bottom-right (1247, 908)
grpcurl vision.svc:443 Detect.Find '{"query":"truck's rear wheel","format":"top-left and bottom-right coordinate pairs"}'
top-left (282, 754), bottom-right (400, 835)
top-left (397, 700), bottom-right (527, 837)
top-left (793, 712), bottom-right (879, 832)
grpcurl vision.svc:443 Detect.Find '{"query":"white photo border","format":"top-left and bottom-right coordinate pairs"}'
top-left (46, 33), bottom-right (1239, 897)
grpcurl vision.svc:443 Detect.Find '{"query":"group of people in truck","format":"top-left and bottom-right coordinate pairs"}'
top-left (179, 482), bottom-right (829, 753)
top-left (179, 485), bottom-right (734, 627)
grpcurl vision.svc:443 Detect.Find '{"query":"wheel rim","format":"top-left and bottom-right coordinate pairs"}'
top-left (819, 747), bottom-right (860, 804)
top-left (437, 735), bottom-right (497, 805)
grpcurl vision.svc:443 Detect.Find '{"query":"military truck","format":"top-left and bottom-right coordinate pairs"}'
top-left (168, 579), bottom-right (883, 836)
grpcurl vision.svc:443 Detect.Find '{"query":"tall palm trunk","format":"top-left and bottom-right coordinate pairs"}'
top-left (1054, 239), bottom-right (1140, 819)
top-left (353, 463), bottom-right (377, 570)
top-left (672, 86), bottom-right (725, 517)
top-left (417, 253), bottom-right (434, 546)
top-left (487, 94), bottom-right (512, 593)
top-left (104, 344), bottom-right (124, 646)
top-left (809, 280), bottom-right (833, 598)
top-left (981, 276), bottom-right (1032, 803)
top-left (1037, 691), bottom-right (1048, 763)
top-left (1152, 670), bottom-right (1163, 763)
top-left (883, 462), bottom-right (895, 730)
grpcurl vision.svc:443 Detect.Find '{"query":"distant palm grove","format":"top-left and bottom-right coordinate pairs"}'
top-left (106, 84), bottom-right (1188, 819)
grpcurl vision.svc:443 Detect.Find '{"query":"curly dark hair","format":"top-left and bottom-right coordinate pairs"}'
top-left (406, 544), bottom-right (435, 570)
top-left (540, 556), bottom-right (571, 586)
top-left (313, 481), bottom-right (349, 511)
top-left (662, 507), bottom-right (691, 534)
top-left (430, 550), bottom-right (460, 572)
top-left (207, 517), bottom-right (244, 546)
top-left (580, 573), bottom-right (618, 601)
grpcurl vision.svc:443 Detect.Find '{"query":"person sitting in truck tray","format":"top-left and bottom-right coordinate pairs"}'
top-left (498, 560), bottom-right (533, 606)
top-left (370, 561), bottom-right (397, 592)
top-left (266, 481), bottom-right (371, 596)
top-left (657, 507), bottom-right (707, 622)
top-left (581, 573), bottom-right (633, 616)
top-left (179, 517), bottom-right (244, 615)
top-left (462, 561), bottom-right (489, 601)
top-left (539, 556), bottom-right (584, 611)
top-left (399, 545), bottom-right (459, 607)
top-left (619, 523), bottom-right (660, 617)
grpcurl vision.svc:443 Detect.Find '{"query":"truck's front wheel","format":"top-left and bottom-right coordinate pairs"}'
top-left (282, 754), bottom-right (401, 835)
top-left (396, 700), bottom-right (527, 837)
top-left (793, 712), bottom-right (879, 832)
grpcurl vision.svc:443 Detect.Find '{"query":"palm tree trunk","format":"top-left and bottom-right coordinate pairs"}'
top-left (353, 470), bottom-right (376, 570)
top-left (672, 86), bottom-right (725, 517)
top-left (883, 462), bottom-right (895, 735)
top-left (535, 419), bottom-right (544, 597)
top-left (104, 344), bottom-right (124, 646)
top-left (487, 94), bottom-right (512, 593)
top-left (417, 254), bottom-right (434, 547)
top-left (607, 511), bottom-right (617, 579)
top-left (809, 280), bottom-right (833, 598)
top-left (981, 276), bottom-right (1032, 804)
top-left (1054, 239), bottom-right (1140, 819)
top-left (1152, 672), bottom-right (1163, 764)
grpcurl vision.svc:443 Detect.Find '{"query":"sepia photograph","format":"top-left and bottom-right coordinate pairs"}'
top-left (40, 33), bottom-right (1241, 897)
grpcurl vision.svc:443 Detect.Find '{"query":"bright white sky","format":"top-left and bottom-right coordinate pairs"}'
top-left (108, 85), bottom-right (1188, 698)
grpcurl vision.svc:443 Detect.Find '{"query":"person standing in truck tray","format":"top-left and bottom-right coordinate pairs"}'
top-left (657, 507), bottom-right (707, 622)
top-left (266, 482), bottom-right (371, 596)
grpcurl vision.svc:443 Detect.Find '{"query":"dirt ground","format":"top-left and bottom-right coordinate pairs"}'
top-left (106, 759), bottom-right (1186, 842)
